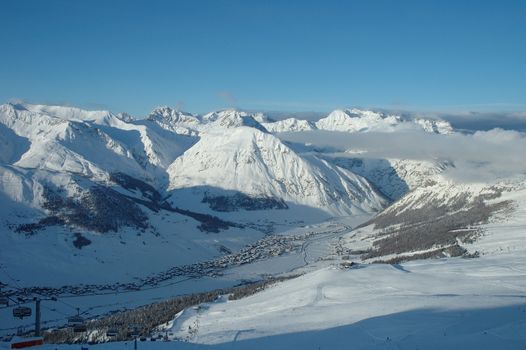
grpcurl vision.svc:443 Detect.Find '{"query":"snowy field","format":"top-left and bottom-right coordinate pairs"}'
top-left (161, 256), bottom-right (526, 349)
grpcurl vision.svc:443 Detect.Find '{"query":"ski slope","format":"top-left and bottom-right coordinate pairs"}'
top-left (164, 258), bottom-right (526, 349)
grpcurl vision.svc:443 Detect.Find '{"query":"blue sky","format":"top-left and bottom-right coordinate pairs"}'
top-left (0, 0), bottom-right (524, 116)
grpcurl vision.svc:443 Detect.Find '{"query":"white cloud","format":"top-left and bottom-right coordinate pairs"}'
top-left (279, 128), bottom-right (526, 182)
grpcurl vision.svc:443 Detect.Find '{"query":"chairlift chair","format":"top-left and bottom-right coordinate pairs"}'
top-left (127, 329), bottom-right (140, 338)
top-left (0, 297), bottom-right (8, 306)
top-left (12, 306), bottom-right (32, 318)
top-left (73, 323), bottom-right (87, 333)
top-left (106, 329), bottom-right (118, 337)
top-left (67, 315), bottom-right (84, 326)
top-left (68, 307), bottom-right (84, 327)
top-left (127, 325), bottom-right (140, 338)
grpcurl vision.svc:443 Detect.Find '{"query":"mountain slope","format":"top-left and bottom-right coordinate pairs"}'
top-left (328, 157), bottom-right (453, 201)
top-left (166, 256), bottom-right (526, 349)
top-left (334, 175), bottom-right (523, 264)
top-left (0, 103), bottom-right (195, 184)
top-left (167, 127), bottom-right (387, 215)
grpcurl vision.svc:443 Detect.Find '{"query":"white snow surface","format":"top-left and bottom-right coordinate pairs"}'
top-left (167, 258), bottom-right (526, 349)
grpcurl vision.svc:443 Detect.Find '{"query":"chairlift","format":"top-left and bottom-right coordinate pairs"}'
top-left (127, 330), bottom-right (140, 338)
top-left (127, 325), bottom-right (140, 338)
top-left (12, 306), bottom-right (32, 318)
top-left (67, 315), bottom-right (84, 326)
top-left (73, 323), bottom-right (87, 333)
top-left (106, 329), bottom-right (118, 337)
top-left (68, 308), bottom-right (84, 326)
top-left (69, 308), bottom-right (87, 332)
top-left (0, 297), bottom-right (8, 306)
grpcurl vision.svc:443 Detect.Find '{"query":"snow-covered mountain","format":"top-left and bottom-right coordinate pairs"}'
top-left (0, 102), bottom-right (391, 286)
top-left (146, 106), bottom-right (201, 136)
top-left (333, 174), bottom-right (523, 265)
top-left (0, 103), bottom-right (193, 183)
top-left (251, 112), bottom-right (274, 124)
top-left (0, 102), bottom-right (520, 284)
top-left (414, 117), bottom-right (454, 134)
top-left (2, 102), bottom-right (526, 350)
top-left (1, 104), bottom-right (361, 299)
top-left (328, 157), bottom-right (453, 201)
top-left (19, 103), bottom-right (118, 124)
top-left (262, 118), bottom-right (316, 133)
top-left (167, 126), bottom-right (387, 215)
top-left (202, 109), bottom-right (268, 132)
top-left (203, 108), bottom-right (453, 134)
top-left (315, 108), bottom-right (453, 134)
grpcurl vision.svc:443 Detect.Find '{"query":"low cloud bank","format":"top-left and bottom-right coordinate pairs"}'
top-left (279, 128), bottom-right (526, 182)
top-left (436, 112), bottom-right (526, 132)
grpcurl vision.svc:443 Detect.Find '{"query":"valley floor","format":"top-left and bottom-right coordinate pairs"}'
top-left (0, 216), bottom-right (363, 334)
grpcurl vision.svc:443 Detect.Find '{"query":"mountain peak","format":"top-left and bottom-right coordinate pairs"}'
top-left (148, 106), bottom-right (197, 121)
top-left (14, 102), bottom-right (115, 123)
top-left (5, 102), bottom-right (29, 112)
top-left (204, 109), bottom-right (268, 132)
top-left (167, 126), bottom-right (386, 214)
top-left (316, 108), bottom-right (451, 134)
top-left (116, 112), bottom-right (135, 122)
top-left (147, 106), bottom-right (201, 135)
top-left (262, 117), bottom-right (316, 133)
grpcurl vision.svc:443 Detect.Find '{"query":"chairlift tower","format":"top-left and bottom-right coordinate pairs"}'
top-left (31, 297), bottom-right (53, 337)
top-left (11, 296), bottom-right (56, 337)
top-left (34, 299), bottom-right (41, 337)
